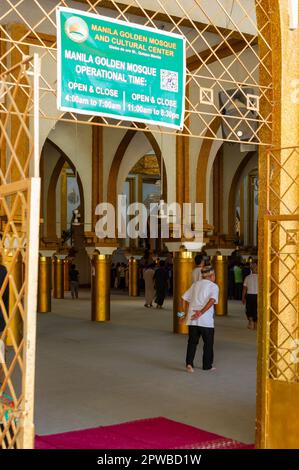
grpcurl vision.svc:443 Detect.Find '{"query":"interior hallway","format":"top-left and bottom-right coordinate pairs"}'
top-left (34, 291), bottom-right (256, 444)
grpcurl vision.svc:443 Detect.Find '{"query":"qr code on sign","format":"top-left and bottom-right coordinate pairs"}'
top-left (160, 70), bottom-right (178, 93)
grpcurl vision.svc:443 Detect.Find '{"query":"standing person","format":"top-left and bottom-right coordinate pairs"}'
top-left (0, 260), bottom-right (9, 385)
top-left (125, 263), bottom-right (129, 290)
top-left (192, 254), bottom-right (205, 283)
top-left (140, 250), bottom-right (154, 291)
top-left (140, 249), bottom-right (154, 269)
top-left (233, 262), bottom-right (243, 300)
top-left (114, 263), bottom-right (120, 288)
top-left (110, 263), bottom-right (117, 289)
top-left (242, 262), bottom-right (251, 281)
top-left (69, 264), bottom-right (79, 299)
top-left (242, 262), bottom-right (258, 330)
top-left (180, 266), bottom-right (219, 372)
top-left (143, 264), bottom-right (155, 308)
top-left (228, 262), bottom-right (235, 300)
top-left (231, 245), bottom-right (242, 265)
top-left (154, 260), bottom-right (168, 308)
top-left (201, 250), bottom-right (210, 266)
top-left (118, 263), bottom-right (126, 291)
top-left (165, 252), bottom-right (173, 295)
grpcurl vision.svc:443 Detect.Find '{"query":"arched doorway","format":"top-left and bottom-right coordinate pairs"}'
top-left (40, 139), bottom-right (85, 243)
top-left (2, 0), bottom-right (298, 450)
top-left (227, 151), bottom-right (258, 245)
top-left (107, 127), bottom-right (167, 209)
top-left (106, 127), bottom-right (168, 252)
top-left (123, 153), bottom-right (166, 254)
top-left (40, 138), bottom-right (90, 284)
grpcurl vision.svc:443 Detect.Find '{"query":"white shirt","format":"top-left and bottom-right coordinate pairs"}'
top-left (182, 279), bottom-right (219, 328)
top-left (192, 267), bottom-right (202, 283)
top-left (243, 273), bottom-right (258, 295)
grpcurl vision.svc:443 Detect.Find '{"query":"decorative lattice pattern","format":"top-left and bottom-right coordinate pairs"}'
top-left (0, 185), bottom-right (28, 449)
top-left (266, 217), bottom-right (299, 383)
top-left (0, 0), bottom-right (273, 144)
top-left (264, 147), bottom-right (299, 384)
top-left (0, 58), bottom-right (40, 449)
top-left (267, 147), bottom-right (299, 216)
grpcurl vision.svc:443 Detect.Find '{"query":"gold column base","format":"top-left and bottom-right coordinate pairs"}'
top-left (129, 257), bottom-right (139, 297)
top-left (53, 257), bottom-right (64, 299)
top-left (4, 252), bottom-right (23, 346)
top-left (213, 255), bottom-right (228, 316)
top-left (37, 256), bottom-right (52, 313)
top-left (91, 253), bottom-right (110, 322)
top-left (173, 250), bottom-right (194, 334)
top-left (263, 380), bottom-right (299, 448)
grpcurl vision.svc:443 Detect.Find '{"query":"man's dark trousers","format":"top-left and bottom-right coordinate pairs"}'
top-left (186, 325), bottom-right (214, 370)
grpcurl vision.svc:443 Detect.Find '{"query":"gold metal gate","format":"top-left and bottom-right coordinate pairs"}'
top-left (0, 0), bottom-right (285, 450)
top-left (0, 0), bottom-right (273, 145)
top-left (256, 147), bottom-right (299, 448)
top-left (0, 55), bottom-right (40, 448)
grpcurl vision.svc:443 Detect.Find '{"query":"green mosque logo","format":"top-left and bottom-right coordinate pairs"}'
top-left (65, 16), bottom-right (89, 43)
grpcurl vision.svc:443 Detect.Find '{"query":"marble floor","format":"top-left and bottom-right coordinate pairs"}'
top-left (34, 290), bottom-right (257, 444)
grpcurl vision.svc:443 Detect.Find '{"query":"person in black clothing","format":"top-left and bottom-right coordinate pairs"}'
top-left (118, 263), bottom-right (126, 290)
top-left (154, 260), bottom-right (168, 308)
top-left (228, 262), bottom-right (235, 300)
top-left (242, 262), bottom-right (251, 280)
top-left (110, 263), bottom-right (117, 289)
top-left (0, 263), bottom-right (9, 334)
top-left (0, 262), bottom-right (9, 385)
top-left (69, 264), bottom-right (79, 299)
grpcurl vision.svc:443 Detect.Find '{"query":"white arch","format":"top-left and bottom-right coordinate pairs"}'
top-left (46, 120), bottom-right (92, 231)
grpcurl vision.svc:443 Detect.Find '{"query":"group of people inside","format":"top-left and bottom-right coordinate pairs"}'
top-left (43, 250), bottom-right (259, 332)
top-left (227, 249), bottom-right (258, 330)
top-left (228, 250), bottom-right (253, 301)
top-left (0, 245), bottom-right (258, 385)
top-left (143, 260), bottom-right (169, 309)
top-left (109, 250), bottom-right (173, 307)
top-left (111, 263), bottom-right (127, 290)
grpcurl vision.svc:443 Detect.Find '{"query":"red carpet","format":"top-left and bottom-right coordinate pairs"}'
top-left (35, 417), bottom-right (253, 449)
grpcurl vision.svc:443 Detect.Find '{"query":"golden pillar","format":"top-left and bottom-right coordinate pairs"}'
top-left (37, 256), bottom-right (51, 313)
top-left (4, 252), bottom-right (23, 346)
top-left (51, 257), bottom-right (54, 290)
top-left (256, 1), bottom-right (299, 449)
top-left (213, 255), bottom-right (228, 316)
top-left (173, 250), bottom-right (194, 334)
top-left (63, 258), bottom-right (71, 292)
top-left (91, 253), bottom-right (110, 322)
top-left (129, 257), bottom-right (139, 297)
top-left (53, 257), bottom-right (64, 299)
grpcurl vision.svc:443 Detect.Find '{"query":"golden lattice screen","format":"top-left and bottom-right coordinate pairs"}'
top-left (0, 0), bottom-right (273, 144)
top-left (264, 148), bottom-right (299, 384)
top-left (0, 56), bottom-right (40, 449)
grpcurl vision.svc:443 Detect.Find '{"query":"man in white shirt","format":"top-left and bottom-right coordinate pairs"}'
top-left (242, 262), bottom-right (258, 330)
top-left (181, 266), bottom-right (219, 372)
top-left (191, 254), bottom-right (205, 283)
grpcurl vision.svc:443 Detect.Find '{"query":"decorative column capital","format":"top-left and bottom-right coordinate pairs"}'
top-left (39, 250), bottom-right (56, 258)
top-left (85, 246), bottom-right (118, 258)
